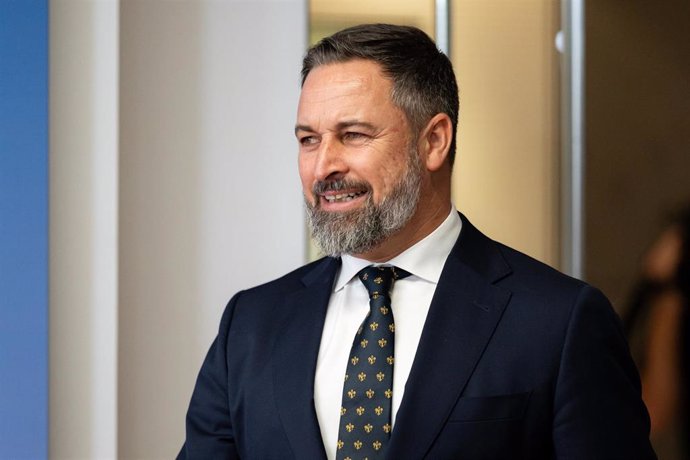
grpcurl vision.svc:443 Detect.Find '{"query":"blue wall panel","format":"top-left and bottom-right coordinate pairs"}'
top-left (0, 0), bottom-right (49, 457)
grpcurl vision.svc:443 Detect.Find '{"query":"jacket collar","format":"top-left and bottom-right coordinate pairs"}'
top-left (386, 213), bottom-right (513, 458)
top-left (271, 256), bottom-right (338, 460)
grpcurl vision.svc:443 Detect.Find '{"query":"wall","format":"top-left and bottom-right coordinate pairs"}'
top-left (310, 0), bottom-right (434, 40)
top-left (585, 0), bottom-right (690, 308)
top-left (451, 1), bottom-right (561, 267)
top-left (50, 1), bottom-right (307, 458)
top-left (118, 2), bottom-right (307, 457)
top-left (50, 2), bottom-right (119, 456)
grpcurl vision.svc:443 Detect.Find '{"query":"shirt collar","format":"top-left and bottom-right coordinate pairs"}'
top-left (334, 208), bottom-right (462, 291)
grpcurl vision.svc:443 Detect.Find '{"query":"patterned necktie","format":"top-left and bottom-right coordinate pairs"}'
top-left (336, 265), bottom-right (410, 460)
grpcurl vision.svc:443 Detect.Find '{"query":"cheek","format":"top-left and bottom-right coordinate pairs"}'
top-left (364, 170), bottom-right (392, 203)
top-left (371, 158), bottom-right (407, 199)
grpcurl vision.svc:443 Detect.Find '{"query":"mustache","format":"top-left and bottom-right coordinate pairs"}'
top-left (312, 179), bottom-right (372, 196)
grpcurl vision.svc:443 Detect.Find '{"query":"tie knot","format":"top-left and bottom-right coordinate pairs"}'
top-left (357, 265), bottom-right (410, 299)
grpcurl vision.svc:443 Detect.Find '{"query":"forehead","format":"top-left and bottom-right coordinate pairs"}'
top-left (302, 59), bottom-right (389, 90)
top-left (297, 60), bottom-right (398, 122)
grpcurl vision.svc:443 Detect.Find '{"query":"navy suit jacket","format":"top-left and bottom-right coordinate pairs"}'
top-left (178, 214), bottom-right (655, 459)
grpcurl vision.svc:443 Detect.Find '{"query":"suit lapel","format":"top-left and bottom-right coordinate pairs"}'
top-left (387, 215), bottom-right (513, 459)
top-left (271, 257), bottom-right (338, 460)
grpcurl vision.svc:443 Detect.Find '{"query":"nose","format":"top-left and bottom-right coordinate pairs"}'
top-left (313, 136), bottom-right (348, 182)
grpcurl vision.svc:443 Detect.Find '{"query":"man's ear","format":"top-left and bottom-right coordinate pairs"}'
top-left (418, 113), bottom-right (452, 172)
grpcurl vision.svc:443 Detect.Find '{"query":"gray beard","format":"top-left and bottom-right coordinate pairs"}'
top-left (304, 150), bottom-right (423, 257)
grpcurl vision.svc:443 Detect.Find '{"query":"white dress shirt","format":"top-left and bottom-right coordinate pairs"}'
top-left (314, 209), bottom-right (462, 459)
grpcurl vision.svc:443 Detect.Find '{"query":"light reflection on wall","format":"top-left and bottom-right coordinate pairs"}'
top-left (310, 0), bottom-right (435, 44)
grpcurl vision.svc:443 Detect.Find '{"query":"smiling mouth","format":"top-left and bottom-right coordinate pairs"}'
top-left (322, 190), bottom-right (367, 203)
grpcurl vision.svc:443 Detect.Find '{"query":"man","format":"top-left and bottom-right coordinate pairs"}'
top-left (179, 24), bottom-right (655, 459)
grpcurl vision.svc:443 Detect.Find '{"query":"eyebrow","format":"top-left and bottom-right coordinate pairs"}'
top-left (294, 120), bottom-right (376, 136)
top-left (294, 124), bottom-right (313, 136)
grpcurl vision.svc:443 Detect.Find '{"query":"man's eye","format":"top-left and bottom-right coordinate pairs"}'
top-left (343, 132), bottom-right (367, 142)
top-left (299, 136), bottom-right (318, 146)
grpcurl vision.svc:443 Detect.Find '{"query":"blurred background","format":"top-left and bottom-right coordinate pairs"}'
top-left (1, 0), bottom-right (688, 458)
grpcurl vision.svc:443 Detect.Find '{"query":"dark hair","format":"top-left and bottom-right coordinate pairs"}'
top-left (301, 23), bottom-right (460, 165)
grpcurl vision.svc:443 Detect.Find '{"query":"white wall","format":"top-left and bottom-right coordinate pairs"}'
top-left (50, 1), bottom-right (119, 458)
top-left (50, 1), bottom-right (307, 458)
top-left (451, 1), bottom-right (560, 266)
top-left (118, 1), bottom-right (307, 457)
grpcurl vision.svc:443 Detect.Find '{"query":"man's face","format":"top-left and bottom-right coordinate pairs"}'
top-left (296, 59), bottom-right (423, 257)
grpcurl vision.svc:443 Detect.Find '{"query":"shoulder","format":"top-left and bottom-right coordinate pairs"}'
top-left (453, 216), bottom-right (612, 349)
top-left (221, 256), bottom-right (338, 315)
top-left (458, 213), bottom-right (588, 302)
top-left (213, 256), bottom-right (337, 335)
top-left (498, 242), bottom-right (618, 338)
top-left (495, 241), bottom-right (587, 297)
top-left (240, 256), bottom-right (338, 297)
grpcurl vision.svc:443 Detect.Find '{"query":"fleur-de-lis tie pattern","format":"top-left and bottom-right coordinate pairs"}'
top-left (336, 265), bottom-right (410, 460)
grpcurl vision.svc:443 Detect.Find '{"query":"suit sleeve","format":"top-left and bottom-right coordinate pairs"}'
top-left (177, 293), bottom-right (242, 460)
top-left (552, 285), bottom-right (656, 459)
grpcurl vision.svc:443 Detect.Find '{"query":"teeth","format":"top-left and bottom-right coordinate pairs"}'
top-left (324, 191), bottom-right (364, 203)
